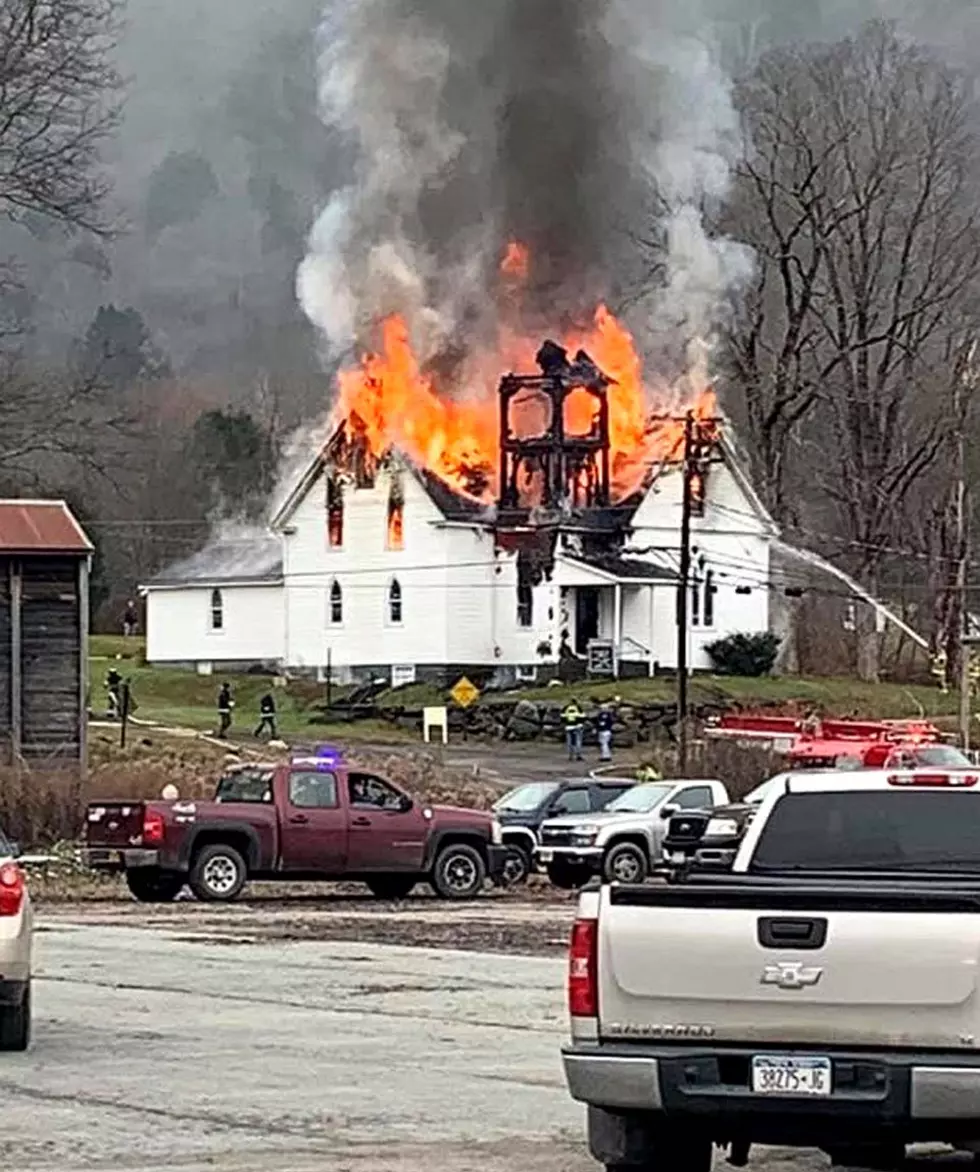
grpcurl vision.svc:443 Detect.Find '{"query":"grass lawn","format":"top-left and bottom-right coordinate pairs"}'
top-left (88, 635), bottom-right (960, 742)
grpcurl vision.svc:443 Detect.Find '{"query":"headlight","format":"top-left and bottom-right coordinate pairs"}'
top-left (705, 817), bottom-right (740, 838)
top-left (570, 824), bottom-right (599, 842)
top-left (490, 819), bottom-right (503, 845)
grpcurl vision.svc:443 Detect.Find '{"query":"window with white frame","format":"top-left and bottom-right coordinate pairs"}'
top-left (387, 578), bottom-right (403, 624)
top-left (210, 588), bottom-right (224, 631)
top-left (329, 580), bottom-right (343, 625)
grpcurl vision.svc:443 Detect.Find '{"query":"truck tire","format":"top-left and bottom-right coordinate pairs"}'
top-left (606, 1131), bottom-right (711, 1172)
top-left (603, 842), bottom-right (649, 885)
top-left (366, 876), bottom-right (417, 900)
top-left (825, 1143), bottom-right (905, 1170)
top-left (0, 982), bottom-right (31, 1052)
top-left (189, 843), bottom-right (248, 902)
top-left (547, 860), bottom-right (589, 890)
top-left (125, 869), bottom-right (184, 903)
top-left (430, 843), bottom-right (486, 899)
top-left (498, 844), bottom-right (532, 887)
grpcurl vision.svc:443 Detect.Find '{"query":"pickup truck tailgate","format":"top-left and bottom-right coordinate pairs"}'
top-left (599, 884), bottom-right (980, 1049)
top-left (85, 802), bottom-right (146, 847)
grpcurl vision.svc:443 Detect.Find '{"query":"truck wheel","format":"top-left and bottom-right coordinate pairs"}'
top-left (498, 844), bottom-right (532, 887)
top-left (603, 842), bottom-right (648, 885)
top-left (431, 844), bottom-right (486, 899)
top-left (547, 860), bottom-right (588, 890)
top-left (0, 981), bottom-right (31, 1052)
top-left (606, 1130), bottom-right (711, 1172)
top-left (366, 876), bottom-right (417, 899)
top-left (125, 869), bottom-right (184, 903)
top-left (825, 1143), bottom-right (905, 1170)
top-left (189, 844), bottom-right (247, 902)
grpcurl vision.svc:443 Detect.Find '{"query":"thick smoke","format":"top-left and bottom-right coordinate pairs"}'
top-left (297, 0), bottom-right (753, 381)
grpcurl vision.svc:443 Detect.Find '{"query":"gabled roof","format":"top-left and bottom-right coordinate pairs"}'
top-left (270, 443), bottom-right (489, 530)
top-left (0, 499), bottom-right (92, 554)
top-left (144, 537), bottom-right (283, 589)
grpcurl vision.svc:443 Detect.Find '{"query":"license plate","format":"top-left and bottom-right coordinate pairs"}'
top-left (538, 849), bottom-right (554, 863)
top-left (751, 1055), bottom-right (831, 1096)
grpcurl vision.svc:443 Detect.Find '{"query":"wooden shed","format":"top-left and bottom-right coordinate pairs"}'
top-left (0, 501), bottom-right (92, 769)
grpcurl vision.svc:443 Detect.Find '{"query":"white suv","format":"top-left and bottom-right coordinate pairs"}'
top-left (0, 830), bottom-right (32, 1050)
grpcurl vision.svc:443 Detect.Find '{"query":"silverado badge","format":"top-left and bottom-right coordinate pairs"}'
top-left (761, 962), bottom-right (823, 990)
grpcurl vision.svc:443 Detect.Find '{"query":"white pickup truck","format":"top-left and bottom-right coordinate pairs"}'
top-left (562, 767), bottom-right (980, 1171)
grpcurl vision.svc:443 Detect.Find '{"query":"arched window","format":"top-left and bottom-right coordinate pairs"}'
top-left (329, 580), bottom-right (343, 625)
top-left (388, 578), bottom-right (403, 625)
top-left (210, 589), bottom-right (224, 631)
top-left (386, 475), bottom-right (404, 550)
top-left (327, 475), bottom-right (344, 548)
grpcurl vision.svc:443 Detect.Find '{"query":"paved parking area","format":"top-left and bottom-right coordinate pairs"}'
top-left (2, 916), bottom-right (971, 1171)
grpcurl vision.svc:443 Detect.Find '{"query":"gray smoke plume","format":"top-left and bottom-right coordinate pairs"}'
top-left (297, 0), bottom-right (754, 381)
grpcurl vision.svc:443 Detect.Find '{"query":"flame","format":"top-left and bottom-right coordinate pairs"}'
top-left (330, 243), bottom-right (718, 504)
top-left (500, 241), bottom-right (530, 283)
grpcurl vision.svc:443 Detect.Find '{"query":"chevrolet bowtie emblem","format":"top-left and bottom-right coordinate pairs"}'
top-left (761, 962), bottom-right (823, 990)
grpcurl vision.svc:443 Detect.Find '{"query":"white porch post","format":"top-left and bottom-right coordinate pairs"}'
top-left (613, 582), bottom-right (622, 678)
top-left (648, 584), bottom-right (656, 677)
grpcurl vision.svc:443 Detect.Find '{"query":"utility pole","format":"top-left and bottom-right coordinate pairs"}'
top-left (958, 343), bottom-right (976, 750)
top-left (676, 412), bottom-right (695, 773)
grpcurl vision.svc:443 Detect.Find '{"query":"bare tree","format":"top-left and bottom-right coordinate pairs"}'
top-left (0, 0), bottom-right (122, 233)
top-left (727, 23), bottom-right (980, 676)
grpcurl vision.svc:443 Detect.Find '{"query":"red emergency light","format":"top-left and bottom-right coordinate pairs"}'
top-left (886, 772), bottom-right (978, 787)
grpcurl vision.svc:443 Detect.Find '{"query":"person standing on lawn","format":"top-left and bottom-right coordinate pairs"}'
top-left (596, 704), bottom-right (615, 762)
top-left (562, 699), bottom-right (585, 761)
top-left (217, 682), bottom-right (235, 738)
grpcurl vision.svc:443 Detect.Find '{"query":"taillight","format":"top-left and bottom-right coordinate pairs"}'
top-left (568, 917), bottom-right (598, 1019)
top-left (887, 772), bottom-right (978, 787)
top-left (0, 862), bottom-right (25, 916)
top-left (142, 809), bottom-right (165, 845)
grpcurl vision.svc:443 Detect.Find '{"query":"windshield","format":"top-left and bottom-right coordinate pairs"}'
top-left (606, 784), bottom-right (673, 814)
top-left (752, 790), bottom-right (980, 873)
top-left (494, 782), bottom-right (558, 813)
top-left (892, 745), bottom-right (972, 769)
top-left (743, 776), bottom-right (783, 805)
top-left (215, 767), bottom-right (274, 804)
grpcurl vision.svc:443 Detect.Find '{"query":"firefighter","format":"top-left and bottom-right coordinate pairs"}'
top-left (562, 699), bottom-right (585, 761)
top-left (105, 667), bottom-right (122, 720)
top-left (254, 693), bottom-right (277, 741)
top-left (217, 683), bottom-right (235, 738)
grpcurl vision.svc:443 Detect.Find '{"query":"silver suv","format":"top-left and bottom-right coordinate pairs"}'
top-left (536, 779), bottom-right (729, 887)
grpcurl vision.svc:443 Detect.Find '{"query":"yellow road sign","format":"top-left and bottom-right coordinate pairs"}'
top-left (449, 676), bottom-right (480, 708)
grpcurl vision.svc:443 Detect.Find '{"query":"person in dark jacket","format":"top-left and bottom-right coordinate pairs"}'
top-left (105, 667), bottom-right (122, 720)
top-left (254, 693), bottom-right (277, 740)
top-left (596, 704), bottom-right (615, 761)
top-left (217, 683), bottom-right (234, 738)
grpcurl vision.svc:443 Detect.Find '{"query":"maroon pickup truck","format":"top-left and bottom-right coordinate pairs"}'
top-left (83, 752), bottom-right (507, 902)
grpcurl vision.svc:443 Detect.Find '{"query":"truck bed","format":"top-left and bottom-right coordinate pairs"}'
top-left (597, 881), bottom-right (980, 1050)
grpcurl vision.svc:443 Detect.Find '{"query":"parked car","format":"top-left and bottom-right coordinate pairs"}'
top-left (536, 779), bottom-right (729, 888)
top-left (83, 751), bottom-right (508, 902)
top-left (563, 766), bottom-right (980, 1172)
top-left (0, 828), bottom-right (31, 1051)
top-left (492, 777), bottom-right (635, 885)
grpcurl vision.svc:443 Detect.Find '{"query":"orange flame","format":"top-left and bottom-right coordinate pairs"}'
top-left (330, 244), bottom-right (717, 504)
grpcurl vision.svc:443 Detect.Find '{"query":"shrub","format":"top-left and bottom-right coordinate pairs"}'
top-left (705, 632), bottom-right (780, 678)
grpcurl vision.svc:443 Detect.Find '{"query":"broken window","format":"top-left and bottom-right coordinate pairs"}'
top-left (688, 468), bottom-right (707, 517)
top-left (387, 475), bottom-right (404, 551)
top-left (517, 582), bottom-right (533, 628)
top-left (388, 578), bottom-right (403, 624)
top-left (327, 476), bottom-right (344, 548)
top-left (329, 580), bottom-right (343, 625)
top-left (210, 589), bottom-right (223, 631)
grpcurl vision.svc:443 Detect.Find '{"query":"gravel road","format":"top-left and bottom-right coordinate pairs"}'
top-left (3, 911), bottom-right (971, 1171)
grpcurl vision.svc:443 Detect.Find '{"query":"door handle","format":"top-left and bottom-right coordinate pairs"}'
top-left (289, 814), bottom-right (309, 824)
top-left (352, 816), bottom-right (371, 827)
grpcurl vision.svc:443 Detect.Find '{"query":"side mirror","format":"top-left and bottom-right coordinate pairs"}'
top-left (397, 794), bottom-right (413, 813)
top-left (660, 804), bottom-right (679, 820)
top-left (7, 842), bottom-right (20, 859)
